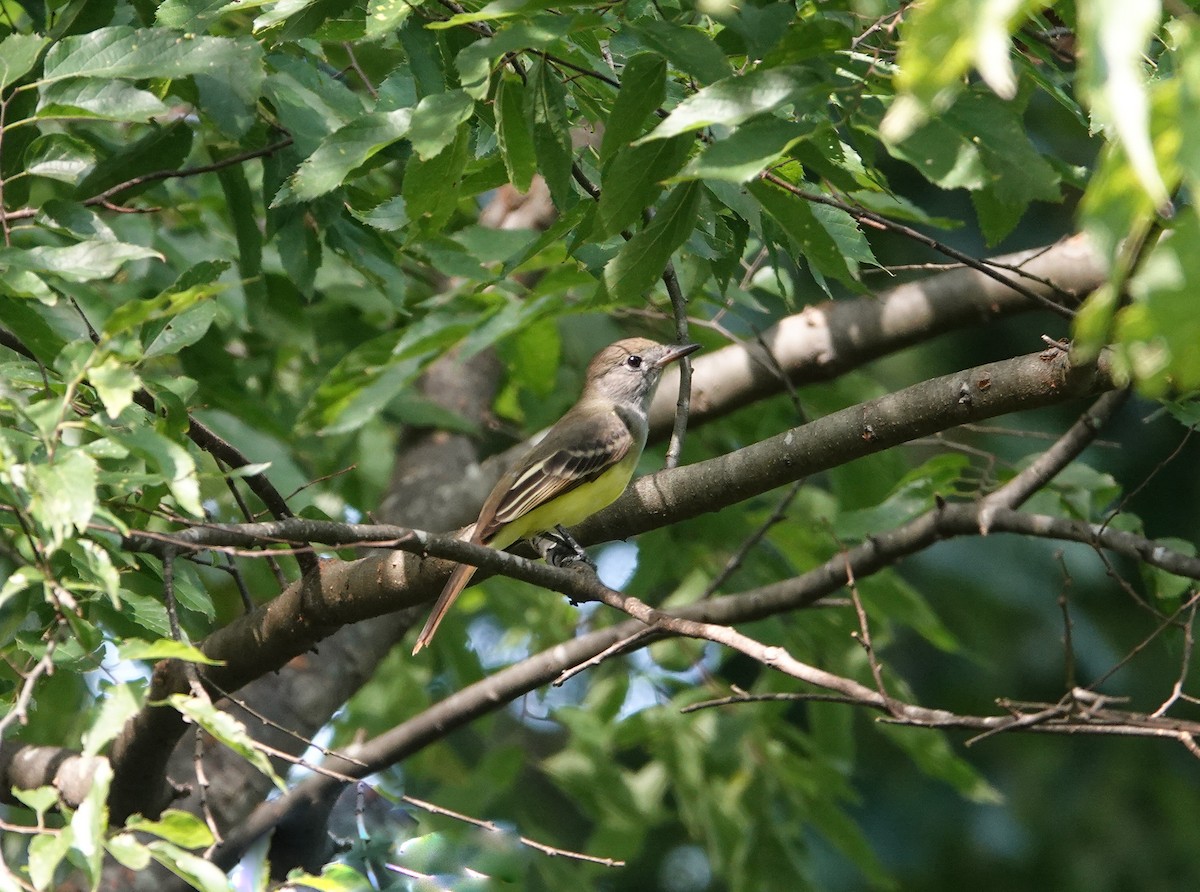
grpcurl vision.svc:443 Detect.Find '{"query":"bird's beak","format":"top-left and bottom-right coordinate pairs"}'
top-left (654, 342), bottom-right (701, 368)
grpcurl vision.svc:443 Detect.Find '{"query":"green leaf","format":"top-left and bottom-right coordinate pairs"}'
top-left (1079, 0), bottom-right (1171, 212)
top-left (1072, 282), bottom-right (1118, 365)
top-left (599, 52), bottom-right (666, 162)
top-left (82, 683), bottom-right (144, 756)
top-left (640, 66), bottom-right (817, 142)
top-left (429, 0), bottom-right (582, 28)
top-left (281, 863), bottom-right (373, 891)
top-left (628, 18), bottom-right (732, 85)
top-left (23, 133), bottom-right (96, 185)
top-left (883, 107), bottom-right (988, 191)
top-left (884, 0), bottom-right (1045, 140)
top-left (402, 126), bottom-right (469, 231)
top-left (366, 0), bottom-right (415, 38)
top-left (37, 79), bottom-right (168, 122)
top-left (106, 833), bottom-right (151, 871)
top-left (0, 240), bottom-right (162, 284)
top-left (598, 135), bottom-right (693, 237)
top-left (1117, 212), bottom-right (1200, 395)
top-left (263, 55), bottom-right (363, 154)
top-left (455, 17), bottom-right (566, 99)
top-left (880, 723), bottom-right (1004, 804)
top-left (29, 828), bottom-right (72, 891)
top-left (113, 427), bottom-right (203, 517)
top-left (408, 89), bottom-right (474, 160)
top-left (274, 108), bottom-right (412, 204)
top-left (167, 694), bottom-right (286, 791)
top-left (41, 26), bottom-right (253, 84)
top-left (28, 450), bottom-right (97, 550)
top-left (88, 356), bottom-right (140, 418)
top-left (102, 279), bottom-right (219, 338)
top-left (749, 180), bottom-right (854, 286)
top-left (495, 74), bottom-right (537, 192)
top-left (147, 840), bottom-right (231, 892)
top-left (679, 118), bottom-right (814, 183)
top-left (0, 33), bottom-right (49, 90)
top-left (118, 638), bottom-right (223, 665)
top-left (12, 786), bottom-right (59, 818)
top-left (69, 757), bottom-right (112, 885)
top-left (526, 58), bottom-right (573, 207)
top-left (126, 810), bottom-right (216, 849)
top-left (75, 120), bottom-right (194, 201)
top-left (143, 302), bottom-right (219, 360)
top-left (602, 180), bottom-right (701, 303)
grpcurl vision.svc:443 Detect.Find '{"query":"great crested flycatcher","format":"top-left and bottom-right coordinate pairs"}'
top-left (412, 337), bottom-right (700, 654)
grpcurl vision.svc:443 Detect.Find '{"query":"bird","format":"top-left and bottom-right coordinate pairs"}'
top-left (411, 337), bottom-right (701, 654)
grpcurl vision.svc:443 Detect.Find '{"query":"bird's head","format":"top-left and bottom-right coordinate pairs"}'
top-left (583, 337), bottom-right (701, 407)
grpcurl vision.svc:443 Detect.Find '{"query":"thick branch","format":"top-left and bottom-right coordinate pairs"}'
top-left (108, 346), bottom-right (1114, 821)
top-left (430, 236), bottom-right (1105, 532)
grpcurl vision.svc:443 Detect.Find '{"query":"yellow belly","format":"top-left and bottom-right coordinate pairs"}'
top-left (490, 451), bottom-right (639, 550)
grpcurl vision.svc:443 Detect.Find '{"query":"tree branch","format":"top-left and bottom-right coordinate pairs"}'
top-left (105, 345), bottom-right (1116, 821)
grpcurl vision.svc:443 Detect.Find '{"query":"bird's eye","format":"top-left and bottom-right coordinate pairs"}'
top-left (625, 354), bottom-right (643, 369)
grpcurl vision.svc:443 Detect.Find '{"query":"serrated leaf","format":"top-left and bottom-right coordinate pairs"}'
top-left (69, 758), bottom-right (111, 885)
top-left (102, 284), bottom-right (216, 338)
top-left (127, 810), bottom-right (215, 849)
top-left (29, 828), bottom-right (72, 891)
top-left (263, 55), bottom-right (363, 153)
top-left (113, 427), bottom-right (202, 517)
top-left (628, 18), bottom-right (732, 85)
top-left (1117, 212), bottom-right (1200, 395)
top-left (76, 120), bottom-right (193, 200)
top-left (0, 33), bottom-right (49, 90)
top-left (283, 863), bottom-right (374, 890)
top-left (526, 58), bottom-right (573, 207)
top-left (143, 302), bottom-right (219, 360)
top-left (408, 89), bottom-right (474, 160)
top-left (599, 52), bottom-right (666, 162)
top-left (147, 840), bottom-right (231, 892)
top-left (82, 683), bottom-right (143, 756)
top-left (274, 108), bottom-right (412, 204)
top-left (749, 180), bottom-right (854, 286)
top-left (879, 723), bottom-right (1004, 804)
top-left (455, 18), bottom-right (565, 99)
top-left (118, 638), bottom-right (223, 665)
top-left (429, 0), bottom-right (573, 28)
top-left (679, 118), bottom-right (813, 183)
top-left (168, 694), bottom-right (286, 791)
top-left (1079, 0), bottom-right (1171, 212)
top-left (75, 538), bottom-right (121, 604)
top-left (88, 356), bottom-right (140, 418)
top-left (23, 133), bottom-right (96, 184)
top-left (0, 241), bottom-right (162, 284)
top-left (12, 786), bottom-right (59, 817)
top-left (884, 0), bottom-right (1045, 141)
top-left (599, 135), bottom-right (692, 237)
top-left (106, 833), bottom-right (151, 871)
top-left (602, 180), bottom-right (701, 303)
top-left (402, 127), bottom-right (469, 230)
top-left (1071, 282), bottom-right (1118, 364)
top-left (37, 79), bottom-right (168, 123)
top-left (29, 450), bottom-right (97, 549)
top-left (41, 26), bottom-right (253, 84)
top-left (495, 75), bottom-right (537, 192)
top-left (639, 65), bottom-right (817, 143)
top-left (366, 0), bottom-right (414, 38)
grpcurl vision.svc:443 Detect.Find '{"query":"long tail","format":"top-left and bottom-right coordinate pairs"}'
top-left (412, 559), bottom-right (479, 654)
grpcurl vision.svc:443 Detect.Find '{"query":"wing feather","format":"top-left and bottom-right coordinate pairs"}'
top-left (477, 411), bottom-right (632, 540)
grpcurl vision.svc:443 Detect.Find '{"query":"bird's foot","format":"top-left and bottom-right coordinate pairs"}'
top-left (532, 526), bottom-right (596, 570)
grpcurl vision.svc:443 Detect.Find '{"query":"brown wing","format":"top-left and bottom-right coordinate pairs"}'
top-left (476, 408), bottom-right (632, 542)
top-left (412, 405), bottom-right (632, 655)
